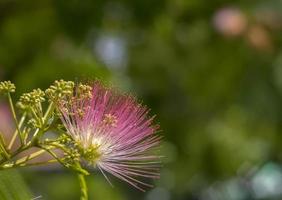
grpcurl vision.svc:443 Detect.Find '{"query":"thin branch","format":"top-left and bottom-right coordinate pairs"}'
top-left (8, 112), bottom-right (26, 150)
top-left (30, 102), bottom-right (55, 144)
top-left (14, 149), bottom-right (47, 165)
top-left (0, 159), bottom-right (57, 170)
top-left (7, 93), bottom-right (23, 144)
top-left (0, 133), bottom-right (9, 159)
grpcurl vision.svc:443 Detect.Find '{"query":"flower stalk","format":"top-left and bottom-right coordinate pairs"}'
top-left (8, 112), bottom-right (27, 150)
top-left (76, 162), bottom-right (88, 200)
top-left (7, 92), bottom-right (23, 144)
top-left (30, 101), bottom-right (55, 144)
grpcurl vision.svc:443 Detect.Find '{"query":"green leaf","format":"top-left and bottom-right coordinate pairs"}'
top-left (0, 169), bottom-right (31, 200)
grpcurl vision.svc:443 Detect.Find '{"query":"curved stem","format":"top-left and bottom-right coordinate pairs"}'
top-left (77, 167), bottom-right (88, 200)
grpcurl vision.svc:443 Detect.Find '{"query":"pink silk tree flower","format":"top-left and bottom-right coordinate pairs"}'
top-left (59, 82), bottom-right (161, 191)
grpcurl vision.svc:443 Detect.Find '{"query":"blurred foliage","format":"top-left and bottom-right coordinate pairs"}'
top-left (23, 169), bottom-right (126, 200)
top-left (0, 170), bottom-right (31, 200)
top-left (0, 0), bottom-right (282, 199)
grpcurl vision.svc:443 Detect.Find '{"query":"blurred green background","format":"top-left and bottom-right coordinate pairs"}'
top-left (0, 0), bottom-right (282, 199)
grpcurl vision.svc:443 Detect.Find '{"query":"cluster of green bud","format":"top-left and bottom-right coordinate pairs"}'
top-left (58, 138), bottom-right (100, 166)
top-left (45, 80), bottom-right (75, 102)
top-left (53, 136), bottom-right (81, 163)
top-left (66, 105), bottom-right (91, 120)
top-left (62, 141), bottom-right (81, 164)
top-left (0, 81), bottom-right (15, 93)
top-left (80, 144), bottom-right (101, 165)
top-left (57, 134), bottom-right (72, 144)
top-left (77, 83), bottom-right (92, 99)
top-left (64, 148), bottom-right (81, 163)
top-left (27, 118), bottom-right (41, 128)
top-left (17, 89), bottom-right (45, 110)
top-left (58, 83), bottom-right (92, 119)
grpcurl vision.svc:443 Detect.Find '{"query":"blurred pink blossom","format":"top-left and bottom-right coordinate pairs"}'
top-left (213, 7), bottom-right (247, 37)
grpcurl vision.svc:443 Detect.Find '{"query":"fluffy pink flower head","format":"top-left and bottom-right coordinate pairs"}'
top-left (59, 81), bottom-right (161, 191)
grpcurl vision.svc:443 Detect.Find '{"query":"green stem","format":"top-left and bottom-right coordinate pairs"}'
top-left (0, 146), bottom-right (55, 169)
top-left (30, 108), bottom-right (42, 126)
top-left (0, 159), bottom-right (57, 170)
top-left (37, 145), bottom-right (64, 164)
top-left (39, 143), bottom-right (89, 175)
top-left (0, 142), bottom-right (9, 159)
top-left (43, 102), bottom-right (55, 125)
top-left (0, 133), bottom-right (9, 159)
top-left (7, 92), bottom-right (22, 144)
top-left (14, 149), bottom-right (47, 165)
top-left (76, 164), bottom-right (88, 200)
top-left (30, 102), bottom-right (55, 144)
top-left (0, 143), bottom-right (31, 165)
top-left (8, 112), bottom-right (26, 150)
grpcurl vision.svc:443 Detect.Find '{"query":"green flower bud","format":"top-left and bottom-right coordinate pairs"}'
top-left (77, 83), bottom-right (92, 99)
top-left (45, 80), bottom-right (75, 102)
top-left (0, 81), bottom-right (16, 93)
top-left (17, 89), bottom-right (45, 110)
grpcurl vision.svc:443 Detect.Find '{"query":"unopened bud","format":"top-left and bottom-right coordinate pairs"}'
top-left (46, 80), bottom-right (75, 102)
top-left (0, 81), bottom-right (16, 93)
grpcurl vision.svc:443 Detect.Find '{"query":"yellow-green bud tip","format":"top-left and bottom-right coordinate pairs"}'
top-left (0, 81), bottom-right (16, 93)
